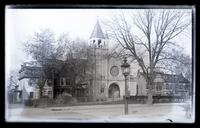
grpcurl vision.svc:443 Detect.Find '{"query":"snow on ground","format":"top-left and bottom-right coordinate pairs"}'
top-left (6, 107), bottom-right (24, 122)
top-left (77, 104), bottom-right (194, 123)
top-left (5, 103), bottom-right (194, 123)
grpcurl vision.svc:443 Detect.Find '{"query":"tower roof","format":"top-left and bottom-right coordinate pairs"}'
top-left (90, 20), bottom-right (105, 39)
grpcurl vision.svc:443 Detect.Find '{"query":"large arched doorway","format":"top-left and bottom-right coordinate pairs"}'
top-left (108, 83), bottom-right (120, 99)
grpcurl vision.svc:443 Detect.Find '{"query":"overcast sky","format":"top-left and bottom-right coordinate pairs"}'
top-left (5, 8), bottom-right (192, 78)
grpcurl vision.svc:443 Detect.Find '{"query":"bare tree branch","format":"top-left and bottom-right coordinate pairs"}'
top-left (106, 9), bottom-right (191, 104)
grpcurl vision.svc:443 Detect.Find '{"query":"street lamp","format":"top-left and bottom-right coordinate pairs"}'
top-left (121, 57), bottom-right (130, 115)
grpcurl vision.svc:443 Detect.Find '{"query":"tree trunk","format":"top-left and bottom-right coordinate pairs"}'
top-left (147, 90), bottom-right (153, 105)
top-left (40, 89), bottom-right (43, 97)
top-left (147, 82), bottom-right (153, 105)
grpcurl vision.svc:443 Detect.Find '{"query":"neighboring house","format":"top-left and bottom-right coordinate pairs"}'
top-left (18, 59), bottom-right (92, 103)
top-left (7, 84), bottom-right (22, 104)
top-left (136, 70), bottom-right (190, 97)
top-left (7, 74), bottom-right (23, 104)
top-left (18, 61), bottom-right (43, 103)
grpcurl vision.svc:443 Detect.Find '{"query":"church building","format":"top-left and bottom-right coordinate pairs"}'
top-left (18, 19), bottom-right (191, 104)
top-left (87, 20), bottom-right (137, 102)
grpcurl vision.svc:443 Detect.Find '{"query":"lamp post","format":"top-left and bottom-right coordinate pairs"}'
top-left (121, 57), bottom-right (130, 115)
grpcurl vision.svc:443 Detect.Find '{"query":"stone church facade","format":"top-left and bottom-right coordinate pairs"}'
top-left (87, 20), bottom-right (137, 102)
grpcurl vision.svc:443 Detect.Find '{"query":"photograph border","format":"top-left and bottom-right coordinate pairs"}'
top-left (2, 2), bottom-right (198, 128)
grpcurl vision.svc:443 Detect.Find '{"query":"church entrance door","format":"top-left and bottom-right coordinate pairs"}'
top-left (108, 83), bottom-right (120, 100)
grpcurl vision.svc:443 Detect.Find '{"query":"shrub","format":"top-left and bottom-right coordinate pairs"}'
top-left (55, 92), bottom-right (73, 104)
top-left (24, 99), bottom-right (33, 106)
top-left (70, 97), bottom-right (77, 104)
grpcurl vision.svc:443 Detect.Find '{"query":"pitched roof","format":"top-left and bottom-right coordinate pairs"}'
top-left (158, 73), bottom-right (190, 83)
top-left (90, 20), bottom-right (105, 39)
top-left (137, 71), bottom-right (190, 83)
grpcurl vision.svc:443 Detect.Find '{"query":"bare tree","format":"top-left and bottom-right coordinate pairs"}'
top-left (24, 29), bottom-right (69, 96)
top-left (107, 9), bottom-right (191, 104)
top-left (25, 30), bottom-right (93, 98)
top-left (160, 48), bottom-right (192, 81)
top-left (7, 70), bottom-right (19, 91)
top-left (60, 39), bottom-right (94, 97)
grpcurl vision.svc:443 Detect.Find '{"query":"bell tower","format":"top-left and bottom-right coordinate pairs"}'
top-left (89, 19), bottom-right (108, 49)
top-left (88, 18), bottom-right (109, 102)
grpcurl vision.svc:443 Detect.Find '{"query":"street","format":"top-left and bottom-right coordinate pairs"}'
top-left (5, 103), bottom-right (194, 123)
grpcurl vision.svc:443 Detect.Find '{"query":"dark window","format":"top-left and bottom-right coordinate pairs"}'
top-left (54, 78), bottom-right (57, 86)
top-left (47, 80), bottom-right (52, 86)
top-left (61, 78), bottom-right (64, 85)
top-left (100, 75), bottom-right (105, 79)
top-left (29, 92), bottom-right (33, 98)
top-left (77, 89), bottom-right (85, 97)
top-left (101, 87), bottom-right (104, 93)
top-left (29, 81), bottom-right (32, 86)
top-left (98, 39), bottom-right (101, 44)
top-left (93, 40), bottom-right (95, 43)
top-left (166, 84), bottom-right (169, 89)
top-left (48, 91), bottom-right (52, 95)
top-left (19, 92), bottom-right (22, 98)
top-left (185, 84), bottom-right (189, 90)
top-left (156, 83), bottom-right (162, 91)
top-left (66, 79), bottom-right (71, 85)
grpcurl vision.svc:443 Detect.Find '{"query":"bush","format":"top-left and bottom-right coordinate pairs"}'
top-left (129, 95), bottom-right (186, 103)
top-left (129, 96), bottom-right (147, 104)
top-left (24, 99), bottom-right (33, 106)
top-left (70, 97), bottom-right (78, 104)
top-left (36, 97), bottom-right (50, 107)
top-left (55, 93), bottom-right (73, 104)
top-left (76, 97), bottom-right (88, 102)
